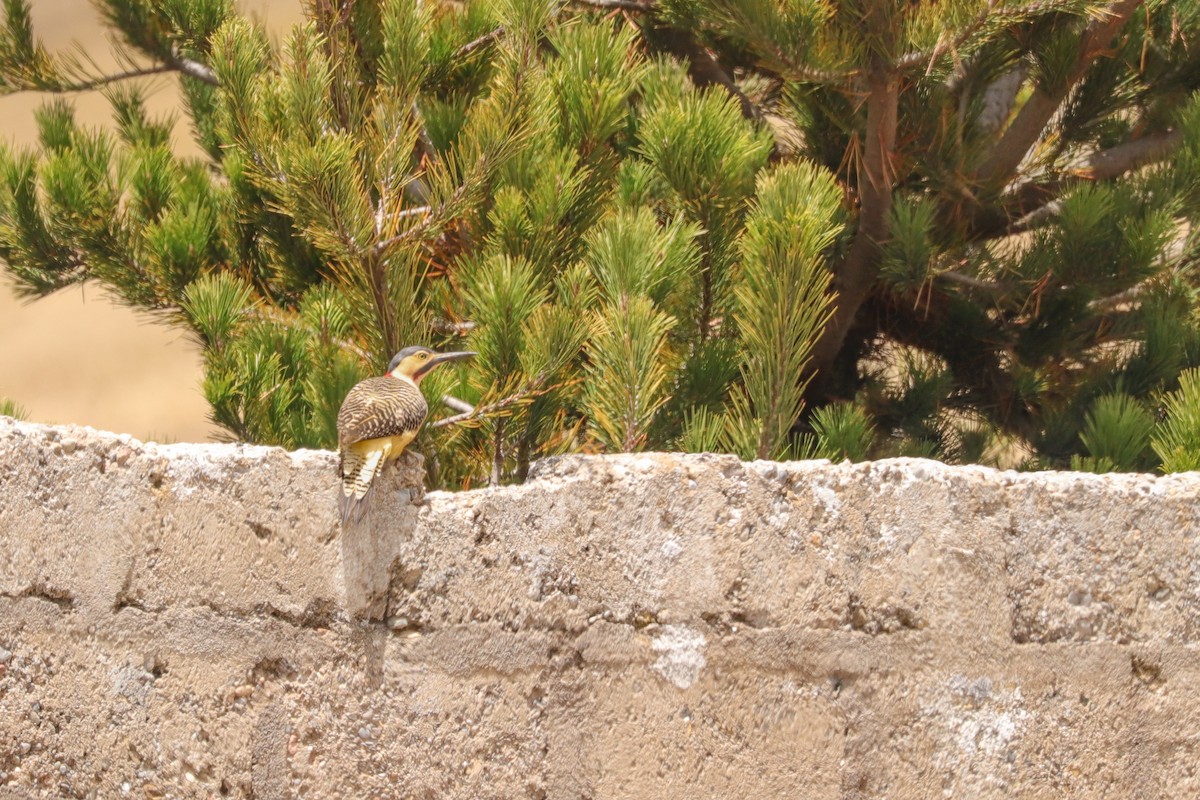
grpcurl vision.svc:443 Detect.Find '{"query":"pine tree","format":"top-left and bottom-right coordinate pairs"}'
top-left (652, 0), bottom-right (1200, 470)
top-left (2, 0), bottom-right (1200, 480)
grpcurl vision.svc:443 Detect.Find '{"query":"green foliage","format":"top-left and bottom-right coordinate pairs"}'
top-left (180, 272), bottom-right (255, 349)
top-left (582, 208), bottom-right (700, 309)
top-left (1153, 369), bottom-right (1200, 473)
top-left (548, 21), bottom-right (645, 154)
top-left (0, 396), bottom-right (27, 420)
top-left (584, 297), bottom-right (677, 451)
top-left (811, 402), bottom-right (875, 462)
top-left (4, 0), bottom-right (1200, 481)
top-left (1078, 393), bottom-right (1156, 473)
top-left (725, 161), bottom-right (842, 460)
top-left (638, 89), bottom-right (773, 339)
top-left (881, 199), bottom-right (936, 293)
top-left (180, 272), bottom-right (366, 447)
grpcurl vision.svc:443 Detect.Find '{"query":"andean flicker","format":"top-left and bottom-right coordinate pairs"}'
top-left (336, 346), bottom-right (475, 524)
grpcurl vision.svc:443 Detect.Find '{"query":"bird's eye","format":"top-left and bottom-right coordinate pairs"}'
top-left (420, 352), bottom-right (429, 359)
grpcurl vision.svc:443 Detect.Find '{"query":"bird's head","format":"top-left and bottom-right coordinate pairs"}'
top-left (387, 346), bottom-right (476, 385)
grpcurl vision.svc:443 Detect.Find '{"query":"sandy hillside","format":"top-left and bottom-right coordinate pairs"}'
top-left (0, 0), bottom-right (301, 443)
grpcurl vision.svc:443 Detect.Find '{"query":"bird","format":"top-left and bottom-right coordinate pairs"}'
top-left (336, 345), bottom-right (475, 524)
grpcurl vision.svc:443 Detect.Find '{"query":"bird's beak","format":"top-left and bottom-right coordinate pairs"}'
top-left (412, 351), bottom-right (475, 383)
top-left (430, 350), bottom-right (477, 367)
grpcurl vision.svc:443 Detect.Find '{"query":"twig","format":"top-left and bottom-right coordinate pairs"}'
top-left (376, 201), bottom-right (432, 236)
top-left (373, 214), bottom-right (434, 256)
top-left (893, 0), bottom-right (996, 72)
top-left (430, 387), bottom-right (537, 429)
top-left (166, 51), bottom-right (219, 86)
top-left (766, 42), bottom-right (859, 86)
top-left (430, 380), bottom-right (573, 429)
top-left (1007, 200), bottom-right (1062, 235)
top-left (454, 26), bottom-right (504, 60)
top-left (1088, 279), bottom-right (1156, 312)
top-left (4, 49), bottom-right (219, 95)
top-left (571, 0), bottom-right (657, 11)
top-left (47, 63), bottom-right (178, 92)
top-left (374, 183), bottom-right (468, 256)
top-left (395, 205), bottom-right (431, 220)
top-left (431, 318), bottom-right (477, 335)
top-left (441, 395), bottom-right (475, 414)
top-left (936, 270), bottom-right (1009, 293)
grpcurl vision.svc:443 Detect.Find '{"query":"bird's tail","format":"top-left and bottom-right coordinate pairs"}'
top-left (339, 447), bottom-right (386, 525)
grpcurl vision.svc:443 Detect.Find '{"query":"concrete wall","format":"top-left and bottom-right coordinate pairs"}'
top-left (1, 415), bottom-right (1199, 799)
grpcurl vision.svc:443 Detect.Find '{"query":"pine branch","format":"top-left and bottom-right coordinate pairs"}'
top-left (3, 51), bottom-right (218, 95)
top-left (1087, 278), bottom-right (1156, 312)
top-left (811, 65), bottom-right (899, 382)
top-left (975, 68), bottom-right (1026, 134)
top-left (894, 0), bottom-right (997, 73)
top-left (164, 50), bottom-right (219, 86)
top-left (649, 27), bottom-right (762, 120)
top-left (972, 0), bottom-right (1145, 188)
top-left (246, 306), bottom-right (373, 362)
top-left (11, 63), bottom-right (174, 93)
top-left (936, 270), bottom-right (1009, 294)
top-left (895, 0), bottom-right (1095, 74)
top-left (373, 190), bottom-right (460, 256)
top-left (1080, 128), bottom-right (1183, 180)
top-left (429, 380), bottom-right (571, 429)
top-left (374, 204), bottom-right (431, 239)
top-left (970, 127), bottom-right (1185, 239)
top-left (571, 0), bottom-right (656, 12)
top-left (759, 43), bottom-right (858, 87)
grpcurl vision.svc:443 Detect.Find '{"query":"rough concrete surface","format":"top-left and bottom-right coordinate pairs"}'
top-left (1, 415), bottom-right (1199, 799)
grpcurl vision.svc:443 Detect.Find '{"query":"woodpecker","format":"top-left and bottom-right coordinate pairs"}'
top-left (336, 346), bottom-right (475, 524)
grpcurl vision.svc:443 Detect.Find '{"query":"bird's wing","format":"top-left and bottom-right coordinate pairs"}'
top-left (336, 376), bottom-right (429, 448)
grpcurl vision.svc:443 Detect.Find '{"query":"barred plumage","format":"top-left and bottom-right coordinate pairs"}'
top-left (336, 376), bottom-right (427, 525)
top-left (337, 376), bottom-right (429, 449)
top-left (335, 346), bottom-right (475, 525)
